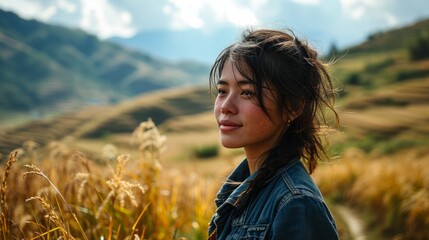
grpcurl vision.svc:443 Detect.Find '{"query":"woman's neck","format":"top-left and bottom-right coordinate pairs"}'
top-left (245, 150), bottom-right (265, 174)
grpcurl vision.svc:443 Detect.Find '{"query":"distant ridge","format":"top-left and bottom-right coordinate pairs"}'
top-left (346, 18), bottom-right (429, 54)
top-left (0, 9), bottom-right (209, 116)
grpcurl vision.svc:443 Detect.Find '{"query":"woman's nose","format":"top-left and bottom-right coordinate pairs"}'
top-left (220, 95), bottom-right (238, 115)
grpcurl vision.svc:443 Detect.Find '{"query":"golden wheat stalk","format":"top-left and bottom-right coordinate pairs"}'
top-left (1, 150), bottom-right (18, 235)
top-left (1, 151), bottom-right (18, 215)
top-left (96, 154), bottom-right (145, 219)
top-left (132, 118), bottom-right (166, 161)
top-left (25, 196), bottom-right (73, 239)
top-left (23, 164), bottom-right (89, 240)
top-left (74, 173), bottom-right (90, 203)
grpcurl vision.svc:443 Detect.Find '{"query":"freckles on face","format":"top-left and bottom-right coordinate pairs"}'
top-left (214, 60), bottom-right (286, 155)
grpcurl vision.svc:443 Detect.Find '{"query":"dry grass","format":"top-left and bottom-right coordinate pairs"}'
top-left (0, 119), bottom-right (220, 239)
top-left (2, 114), bottom-right (428, 239)
top-left (1, 151), bottom-right (18, 239)
top-left (331, 50), bottom-right (405, 72)
top-left (314, 148), bottom-right (429, 240)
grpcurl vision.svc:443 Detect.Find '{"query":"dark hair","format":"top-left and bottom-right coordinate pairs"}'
top-left (209, 29), bottom-right (339, 209)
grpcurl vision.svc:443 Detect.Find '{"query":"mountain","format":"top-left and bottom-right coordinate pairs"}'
top-left (109, 27), bottom-right (240, 64)
top-left (0, 9), bottom-right (209, 117)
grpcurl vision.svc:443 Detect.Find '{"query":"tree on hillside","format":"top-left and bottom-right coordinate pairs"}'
top-left (325, 42), bottom-right (339, 60)
top-left (409, 32), bottom-right (429, 61)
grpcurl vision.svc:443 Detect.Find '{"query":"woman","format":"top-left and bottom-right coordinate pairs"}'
top-left (208, 29), bottom-right (339, 240)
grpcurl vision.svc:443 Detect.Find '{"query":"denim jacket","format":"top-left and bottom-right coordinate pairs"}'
top-left (208, 159), bottom-right (338, 240)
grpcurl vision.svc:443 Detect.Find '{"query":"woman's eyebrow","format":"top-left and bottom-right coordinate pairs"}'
top-left (217, 79), bottom-right (228, 85)
top-left (237, 79), bottom-right (255, 86)
top-left (217, 79), bottom-right (255, 86)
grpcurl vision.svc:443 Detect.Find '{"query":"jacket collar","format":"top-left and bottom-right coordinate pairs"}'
top-left (215, 159), bottom-right (253, 208)
top-left (215, 158), bottom-right (300, 209)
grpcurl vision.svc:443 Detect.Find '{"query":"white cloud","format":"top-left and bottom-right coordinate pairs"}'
top-left (162, 0), bottom-right (262, 30)
top-left (340, 0), bottom-right (397, 22)
top-left (79, 0), bottom-right (136, 39)
top-left (1, 0), bottom-right (428, 45)
top-left (384, 13), bottom-right (398, 26)
top-left (0, 1), bottom-right (54, 20)
top-left (163, 0), bottom-right (205, 29)
top-left (208, 0), bottom-right (260, 27)
top-left (292, 0), bottom-right (320, 5)
top-left (40, 5), bottom-right (57, 21)
top-left (349, 6), bottom-right (365, 19)
top-left (58, 0), bottom-right (76, 14)
top-left (340, 0), bottom-right (365, 19)
top-left (0, 0), bottom-right (136, 39)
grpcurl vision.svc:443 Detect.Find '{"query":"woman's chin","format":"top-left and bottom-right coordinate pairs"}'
top-left (220, 140), bottom-right (242, 149)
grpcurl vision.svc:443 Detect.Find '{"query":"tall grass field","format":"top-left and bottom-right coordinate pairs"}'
top-left (1, 118), bottom-right (429, 239)
top-left (0, 119), bottom-right (218, 239)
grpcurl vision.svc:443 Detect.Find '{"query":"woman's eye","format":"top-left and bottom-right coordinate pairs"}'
top-left (217, 89), bottom-right (226, 95)
top-left (242, 90), bottom-right (254, 97)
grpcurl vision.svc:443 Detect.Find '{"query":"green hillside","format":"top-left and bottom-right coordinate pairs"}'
top-left (328, 18), bottom-right (429, 154)
top-left (0, 9), bottom-right (209, 117)
top-left (347, 18), bottom-right (429, 54)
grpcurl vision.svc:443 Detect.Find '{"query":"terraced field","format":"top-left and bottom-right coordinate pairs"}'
top-left (341, 78), bottom-right (429, 137)
top-left (0, 86), bottom-right (212, 160)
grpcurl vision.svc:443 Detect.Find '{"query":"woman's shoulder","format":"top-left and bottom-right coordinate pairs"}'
top-left (270, 160), bottom-right (325, 203)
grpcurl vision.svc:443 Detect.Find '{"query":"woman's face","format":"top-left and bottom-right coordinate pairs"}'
top-left (214, 60), bottom-right (287, 158)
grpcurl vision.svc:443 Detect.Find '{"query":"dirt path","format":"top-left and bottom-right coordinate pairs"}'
top-left (336, 205), bottom-right (367, 240)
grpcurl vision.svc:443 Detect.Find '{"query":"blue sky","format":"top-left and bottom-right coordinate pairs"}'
top-left (1, 0), bottom-right (429, 62)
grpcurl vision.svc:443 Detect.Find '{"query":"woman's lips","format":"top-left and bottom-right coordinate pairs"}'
top-left (218, 120), bottom-right (242, 132)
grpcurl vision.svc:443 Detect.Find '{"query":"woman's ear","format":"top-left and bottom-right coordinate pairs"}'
top-left (283, 99), bottom-right (305, 123)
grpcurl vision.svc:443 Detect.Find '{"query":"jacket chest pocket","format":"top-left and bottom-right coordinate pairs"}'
top-left (238, 224), bottom-right (269, 240)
